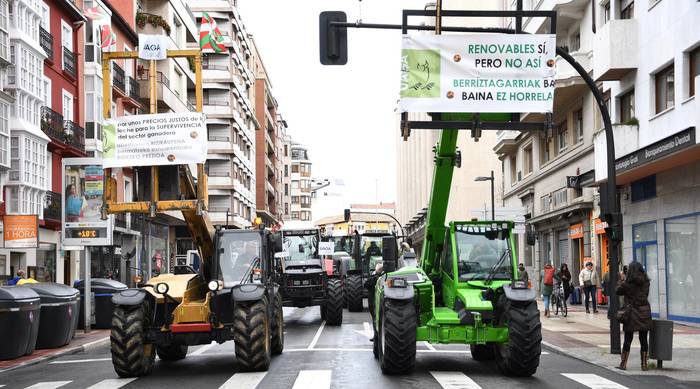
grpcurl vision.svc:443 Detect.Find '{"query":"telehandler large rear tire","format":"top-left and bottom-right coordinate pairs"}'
top-left (324, 278), bottom-right (344, 326)
top-left (110, 304), bottom-right (155, 377)
top-left (346, 274), bottom-right (364, 312)
top-left (379, 298), bottom-right (416, 374)
top-left (156, 344), bottom-right (188, 361)
top-left (495, 298), bottom-right (541, 377)
top-left (233, 298), bottom-right (271, 372)
top-left (271, 292), bottom-right (284, 355)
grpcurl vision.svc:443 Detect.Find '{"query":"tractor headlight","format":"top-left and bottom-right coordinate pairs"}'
top-left (155, 282), bottom-right (169, 294)
top-left (512, 280), bottom-right (528, 289)
top-left (387, 277), bottom-right (407, 288)
top-left (208, 280), bottom-right (220, 291)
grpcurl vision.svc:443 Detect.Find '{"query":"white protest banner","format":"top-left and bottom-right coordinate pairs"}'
top-left (138, 34), bottom-right (170, 60)
top-left (318, 242), bottom-right (335, 256)
top-left (102, 112), bottom-right (208, 168)
top-left (399, 34), bottom-right (556, 113)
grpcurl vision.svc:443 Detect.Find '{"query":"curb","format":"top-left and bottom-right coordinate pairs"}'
top-left (542, 340), bottom-right (638, 377)
top-left (0, 337), bottom-right (109, 374)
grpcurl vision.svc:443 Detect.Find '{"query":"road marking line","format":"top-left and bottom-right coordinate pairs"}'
top-left (287, 348), bottom-right (373, 352)
top-left (24, 382), bottom-right (72, 389)
top-left (219, 372), bottom-right (267, 389)
top-left (190, 341), bottom-right (217, 356)
top-left (291, 370), bottom-right (331, 389)
top-left (355, 322), bottom-right (373, 339)
top-left (430, 371), bottom-right (482, 389)
top-left (423, 341), bottom-right (437, 351)
top-left (307, 320), bottom-right (326, 350)
top-left (51, 358), bottom-right (112, 364)
top-left (561, 373), bottom-right (629, 389)
top-left (85, 378), bottom-right (137, 389)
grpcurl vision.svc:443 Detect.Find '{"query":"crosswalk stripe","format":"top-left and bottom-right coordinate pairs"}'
top-left (561, 373), bottom-right (629, 389)
top-left (190, 342), bottom-right (217, 356)
top-left (85, 378), bottom-right (138, 389)
top-left (430, 371), bottom-right (482, 389)
top-left (218, 372), bottom-right (267, 389)
top-left (291, 370), bottom-right (332, 389)
top-left (24, 382), bottom-right (72, 389)
top-left (51, 358), bottom-right (112, 364)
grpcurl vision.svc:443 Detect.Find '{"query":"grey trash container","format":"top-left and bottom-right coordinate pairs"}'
top-left (650, 319), bottom-right (673, 367)
top-left (24, 283), bottom-right (80, 349)
top-left (75, 278), bottom-right (127, 328)
top-left (0, 286), bottom-right (41, 359)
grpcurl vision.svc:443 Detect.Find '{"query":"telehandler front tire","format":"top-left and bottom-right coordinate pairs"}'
top-left (470, 344), bottom-right (495, 361)
top-left (110, 304), bottom-right (155, 377)
top-left (495, 298), bottom-right (541, 377)
top-left (233, 298), bottom-right (271, 372)
top-left (379, 299), bottom-right (416, 374)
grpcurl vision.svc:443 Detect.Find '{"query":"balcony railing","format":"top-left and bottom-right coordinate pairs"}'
top-left (43, 191), bottom-right (61, 221)
top-left (63, 47), bottom-right (76, 78)
top-left (208, 135), bottom-right (230, 142)
top-left (40, 27), bottom-right (53, 61)
top-left (208, 170), bottom-right (230, 177)
top-left (127, 76), bottom-right (139, 100)
top-left (63, 120), bottom-right (85, 152)
top-left (40, 106), bottom-right (64, 142)
top-left (203, 63), bottom-right (229, 71)
top-left (136, 69), bottom-right (170, 88)
top-left (113, 63), bottom-right (126, 92)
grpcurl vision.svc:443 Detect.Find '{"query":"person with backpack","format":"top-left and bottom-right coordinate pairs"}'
top-left (541, 262), bottom-right (558, 317)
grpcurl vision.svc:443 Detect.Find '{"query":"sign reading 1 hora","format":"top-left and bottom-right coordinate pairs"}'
top-left (399, 34), bottom-right (557, 113)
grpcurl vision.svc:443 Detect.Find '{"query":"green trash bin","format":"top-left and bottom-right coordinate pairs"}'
top-left (650, 319), bottom-right (673, 368)
top-left (0, 286), bottom-right (41, 359)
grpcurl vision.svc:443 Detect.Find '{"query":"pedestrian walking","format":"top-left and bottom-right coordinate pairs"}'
top-left (558, 263), bottom-right (573, 302)
top-left (615, 262), bottom-right (653, 371)
top-left (541, 262), bottom-right (558, 317)
top-left (518, 263), bottom-right (529, 284)
top-left (579, 261), bottom-right (600, 313)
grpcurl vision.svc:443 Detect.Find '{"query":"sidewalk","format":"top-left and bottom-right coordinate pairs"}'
top-left (0, 329), bottom-right (109, 373)
top-left (539, 301), bottom-right (700, 383)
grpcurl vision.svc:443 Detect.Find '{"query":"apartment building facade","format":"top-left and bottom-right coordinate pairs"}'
top-left (289, 142), bottom-right (312, 222)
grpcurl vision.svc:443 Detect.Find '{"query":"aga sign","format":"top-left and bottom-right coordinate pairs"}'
top-left (138, 34), bottom-right (169, 60)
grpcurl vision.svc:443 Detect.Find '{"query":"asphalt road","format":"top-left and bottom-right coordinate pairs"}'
top-left (1, 302), bottom-right (697, 389)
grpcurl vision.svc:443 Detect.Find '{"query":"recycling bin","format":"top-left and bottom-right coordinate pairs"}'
top-left (650, 319), bottom-right (674, 368)
top-left (0, 286), bottom-right (41, 359)
top-left (24, 283), bottom-right (80, 349)
top-left (74, 279), bottom-right (127, 329)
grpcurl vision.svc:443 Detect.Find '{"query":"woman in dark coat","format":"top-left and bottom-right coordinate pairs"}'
top-left (615, 262), bottom-right (653, 371)
top-left (557, 264), bottom-right (573, 302)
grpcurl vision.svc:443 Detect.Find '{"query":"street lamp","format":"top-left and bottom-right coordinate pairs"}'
top-left (474, 170), bottom-right (495, 221)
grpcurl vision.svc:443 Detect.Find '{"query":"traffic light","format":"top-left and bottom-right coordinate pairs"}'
top-left (344, 208), bottom-right (351, 222)
top-left (319, 11), bottom-right (347, 65)
top-left (601, 212), bottom-right (623, 242)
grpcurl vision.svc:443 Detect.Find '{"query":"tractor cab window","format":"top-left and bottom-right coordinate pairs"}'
top-left (442, 233), bottom-right (454, 279)
top-left (332, 235), bottom-right (354, 253)
top-left (219, 232), bottom-right (262, 287)
top-left (361, 236), bottom-right (384, 273)
top-left (282, 231), bottom-right (318, 261)
top-left (454, 225), bottom-right (512, 283)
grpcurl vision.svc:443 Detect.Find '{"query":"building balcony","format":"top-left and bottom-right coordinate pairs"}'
top-left (127, 76), bottom-right (140, 101)
top-left (40, 106), bottom-right (85, 153)
top-left (493, 130), bottom-right (520, 155)
top-left (202, 98), bottom-right (231, 116)
top-left (63, 47), bottom-right (77, 79)
top-left (40, 27), bottom-right (53, 62)
top-left (137, 69), bottom-right (190, 113)
top-left (43, 191), bottom-right (61, 222)
top-left (113, 63), bottom-right (126, 94)
top-left (594, 19), bottom-right (638, 81)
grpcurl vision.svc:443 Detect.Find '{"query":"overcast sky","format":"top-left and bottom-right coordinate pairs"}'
top-left (239, 0), bottom-right (426, 206)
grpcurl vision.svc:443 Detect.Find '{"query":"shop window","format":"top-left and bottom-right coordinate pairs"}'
top-left (619, 88), bottom-right (635, 123)
top-left (689, 46), bottom-right (700, 98)
top-left (655, 63), bottom-right (674, 113)
top-left (630, 175), bottom-right (656, 202)
top-left (665, 214), bottom-right (700, 321)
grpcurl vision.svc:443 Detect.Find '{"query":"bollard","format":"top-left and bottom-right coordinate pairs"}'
top-left (649, 319), bottom-right (673, 368)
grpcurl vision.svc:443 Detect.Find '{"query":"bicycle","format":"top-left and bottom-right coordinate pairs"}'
top-left (550, 282), bottom-right (568, 317)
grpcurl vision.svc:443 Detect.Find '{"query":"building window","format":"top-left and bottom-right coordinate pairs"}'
top-left (553, 188), bottom-right (567, 208)
top-left (655, 63), bottom-right (674, 113)
top-left (284, 183), bottom-right (289, 196)
top-left (509, 154), bottom-right (517, 185)
top-left (523, 144), bottom-right (533, 175)
top-left (570, 31), bottom-right (580, 52)
top-left (665, 214), bottom-right (700, 321)
top-left (619, 88), bottom-right (635, 123)
top-left (689, 46), bottom-right (700, 97)
top-left (291, 164), bottom-right (299, 173)
top-left (619, 0), bottom-right (634, 19)
top-left (540, 195), bottom-right (551, 213)
top-left (574, 108), bottom-right (583, 141)
top-left (630, 175), bottom-right (656, 202)
top-left (557, 121), bottom-right (568, 153)
top-left (540, 134), bottom-right (551, 165)
top-left (603, 1), bottom-right (611, 24)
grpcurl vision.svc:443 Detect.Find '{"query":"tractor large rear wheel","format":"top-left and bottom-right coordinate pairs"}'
top-left (156, 344), bottom-right (188, 361)
top-left (324, 279), bottom-right (343, 326)
top-left (495, 298), bottom-right (541, 377)
top-left (271, 292), bottom-right (284, 355)
top-left (233, 298), bottom-right (271, 371)
top-left (110, 304), bottom-right (155, 377)
top-left (346, 274), bottom-right (364, 312)
top-left (379, 299), bottom-right (416, 374)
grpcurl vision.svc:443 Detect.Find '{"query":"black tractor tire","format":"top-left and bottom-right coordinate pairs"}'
top-left (495, 298), bottom-right (541, 377)
top-left (470, 344), bottom-right (496, 361)
top-left (271, 292), bottom-right (284, 355)
top-left (379, 299), bottom-right (416, 374)
top-left (156, 344), bottom-right (188, 361)
top-left (346, 274), bottom-right (364, 312)
top-left (372, 322), bottom-right (379, 359)
top-left (324, 278), bottom-right (344, 326)
top-left (233, 298), bottom-right (271, 372)
top-left (110, 304), bottom-right (155, 378)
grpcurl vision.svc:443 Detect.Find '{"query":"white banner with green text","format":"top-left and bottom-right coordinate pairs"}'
top-left (399, 33), bottom-right (557, 113)
top-left (102, 112), bottom-right (208, 168)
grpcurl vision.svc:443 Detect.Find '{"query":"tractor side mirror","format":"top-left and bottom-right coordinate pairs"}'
top-left (271, 233), bottom-right (284, 253)
top-left (382, 236), bottom-right (398, 273)
top-left (319, 11), bottom-right (348, 65)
